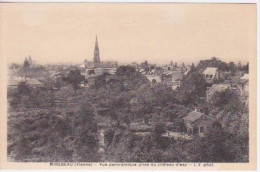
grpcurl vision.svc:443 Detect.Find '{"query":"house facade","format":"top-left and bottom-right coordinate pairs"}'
top-left (238, 74), bottom-right (249, 96)
top-left (162, 71), bottom-right (183, 85)
top-left (203, 67), bottom-right (219, 83)
top-left (237, 74), bottom-right (249, 105)
top-left (182, 109), bottom-right (212, 137)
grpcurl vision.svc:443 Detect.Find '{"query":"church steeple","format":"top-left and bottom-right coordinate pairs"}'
top-left (95, 34), bottom-right (99, 51)
top-left (93, 34), bottom-right (100, 68)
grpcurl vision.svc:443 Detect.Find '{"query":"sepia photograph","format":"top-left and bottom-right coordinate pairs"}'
top-left (0, 2), bottom-right (257, 170)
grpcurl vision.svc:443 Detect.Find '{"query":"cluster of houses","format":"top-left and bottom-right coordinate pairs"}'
top-left (182, 67), bottom-right (248, 139)
top-left (8, 36), bottom-right (249, 142)
top-left (131, 61), bottom-right (189, 90)
top-left (203, 67), bottom-right (249, 105)
top-left (8, 75), bottom-right (44, 89)
top-left (129, 63), bottom-right (248, 140)
top-left (8, 57), bottom-right (45, 89)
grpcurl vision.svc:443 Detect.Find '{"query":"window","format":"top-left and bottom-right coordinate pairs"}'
top-left (200, 127), bottom-right (204, 133)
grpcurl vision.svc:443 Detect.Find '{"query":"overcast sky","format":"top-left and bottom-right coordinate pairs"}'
top-left (1, 3), bottom-right (256, 65)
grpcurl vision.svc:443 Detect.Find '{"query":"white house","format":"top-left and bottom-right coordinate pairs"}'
top-left (239, 74), bottom-right (249, 96)
top-left (202, 67), bottom-right (219, 83)
top-left (237, 73), bottom-right (249, 106)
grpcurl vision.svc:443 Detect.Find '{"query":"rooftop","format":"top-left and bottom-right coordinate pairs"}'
top-left (206, 84), bottom-right (230, 95)
top-left (8, 77), bottom-right (43, 86)
top-left (240, 73), bottom-right (249, 80)
top-left (203, 67), bottom-right (218, 76)
top-left (183, 110), bottom-right (207, 122)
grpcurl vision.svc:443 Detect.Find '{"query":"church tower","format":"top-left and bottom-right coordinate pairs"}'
top-left (93, 35), bottom-right (100, 68)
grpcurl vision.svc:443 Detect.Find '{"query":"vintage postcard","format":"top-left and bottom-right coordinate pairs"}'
top-left (0, 2), bottom-right (257, 170)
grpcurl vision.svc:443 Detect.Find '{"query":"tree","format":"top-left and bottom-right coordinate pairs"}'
top-left (192, 121), bottom-right (237, 162)
top-left (115, 65), bottom-right (149, 91)
top-left (22, 58), bottom-right (31, 79)
top-left (73, 103), bottom-right (100, 161)
top-left (66, 69), bottom-right (85, 94)
top-left (162, 103), bottom-right (189, 132)
top-left (153, 122), bottom-right (165, 137)
top-left (140, 61), bottom-right (149, 71)
top-left (190, 63), bottom-right (195, 72)
top-left (131, 83), bottom-right (176, 123)
top-left (23, 58), bottom-right (30, 69)
top-left (17, 81), bottom-right (30, 96)
top-left (175, 69), bottom-right (207, 105)
top-left (8, 102), bottom-right (100, 162)
top-left (94, 73), bottom-right (112, 90)
top-left (227, 62), bottom-right (237, 76)
top-left (197, 57), bottom-right (230, 72)
top-left (212, 89), bottom-right (248, 158)
top-left (8, 110), bottom-right (71, 161)
top-left (212, 89), bottom-right (244, 114)
top-left (101, 92), bottom-right (132, 127)
top-left (241, 62), bottom-right (249, 73)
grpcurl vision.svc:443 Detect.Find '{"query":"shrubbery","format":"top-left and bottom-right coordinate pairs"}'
top-left (8, 65), bottom-right (249, 162)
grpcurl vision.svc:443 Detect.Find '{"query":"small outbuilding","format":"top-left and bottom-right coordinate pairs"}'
top-left (182, 109), bottom-right (212, 137)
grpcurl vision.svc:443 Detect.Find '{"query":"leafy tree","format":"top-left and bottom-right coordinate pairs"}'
top-left (175, 69), bottom-right (207, 105)
top-left (17, 81), bottom-right (30, 96)
top-left (241, 62), bottom-right (249, 73)
top-left (163, 103), bottom-right (189, 122)
top-left (190, 63), bottom-right (196, 71)
top-left (8, 58), bottom-right (249, 163)
top-left (66, 69), bottom-right (85, 94)
top-left (196, 57), bottom-right (239, 74)
top-left (27, 87), bottom-right (54, 108)
top-left (101, 92), bottom-right (132, 127)
top-left (190, 121), bottom-right (238, 162)
top-left (212, 89), bottom-right (244, 114)
top-left (22, 58), bottom-right (31, 79)
top-left (227, 62), bottom-right (237, 76)
top-left (8, 104), bottom-right (100, 162)
top-left (131, 83), bottom-right (176, 122)
top-left (116, 65), bottom-right (149, 91)
top-left (94, 73), bottom-right (108, 89)
top-left (73, 103), bottom-right (100, 162)
top-left (140, 61), bottom-right (149, 71)
top-left (23, 58), bottom-right (30, 69)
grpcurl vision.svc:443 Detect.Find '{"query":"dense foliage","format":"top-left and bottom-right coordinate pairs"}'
top-left (8, 63), bottom-right (249, 162)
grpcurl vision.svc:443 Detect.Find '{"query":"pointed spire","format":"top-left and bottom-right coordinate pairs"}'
top-left (95, 34), bottom-right (99, 51)
top-left (93, 34), bottom-right (100, 68)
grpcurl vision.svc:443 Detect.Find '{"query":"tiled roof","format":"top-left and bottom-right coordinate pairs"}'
top-left (207, 84), bottom-right (230, 96)
top-left (183, 111), bottom-right (205, 122)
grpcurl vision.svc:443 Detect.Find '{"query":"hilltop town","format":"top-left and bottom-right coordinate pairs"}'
top-left (7, 36), bottom-right (249, 162)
